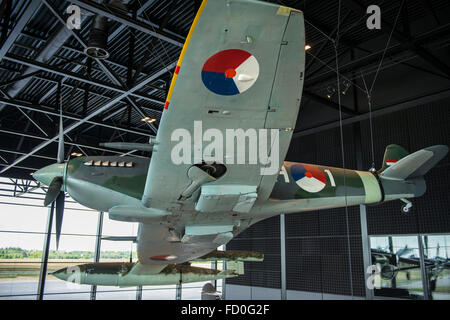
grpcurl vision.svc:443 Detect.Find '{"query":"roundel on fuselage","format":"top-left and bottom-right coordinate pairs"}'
top-left (290, 164), bottom-right (327, 193)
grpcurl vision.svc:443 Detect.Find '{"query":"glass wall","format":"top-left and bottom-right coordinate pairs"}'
top-left (421, 235), bottom-right (450, 300)
top-left (0, 178), bottom-right (224, 300)
top-left (370, 234), bottom-right (450, 300)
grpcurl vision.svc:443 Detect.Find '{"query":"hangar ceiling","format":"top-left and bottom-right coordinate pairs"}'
top-left (0, 0), bottom-right (449, 179)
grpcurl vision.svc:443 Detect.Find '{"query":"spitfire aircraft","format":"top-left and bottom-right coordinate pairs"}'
top-left (32, 0), bottom-right (448, 287)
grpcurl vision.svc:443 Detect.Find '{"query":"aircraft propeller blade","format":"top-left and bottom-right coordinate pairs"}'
top-left (43, 177), bottom-right (63, 207)
top-left (55, 191), bottom-right (65, 250)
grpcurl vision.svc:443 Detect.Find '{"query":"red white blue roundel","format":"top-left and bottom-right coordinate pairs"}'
top-left (201, 49), bottom-right (259, 96)
top-left (291, 164), bottom-right (327, 193)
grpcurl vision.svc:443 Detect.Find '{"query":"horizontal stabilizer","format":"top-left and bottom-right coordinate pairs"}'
top-left (381, 145), bottom-right (448, 181)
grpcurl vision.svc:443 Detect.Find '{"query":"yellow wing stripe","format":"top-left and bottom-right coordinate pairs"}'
top-left (164, 0), bottom-right (209, 109)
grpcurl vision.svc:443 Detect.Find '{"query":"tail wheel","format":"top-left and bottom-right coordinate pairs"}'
top-left (401, 204), bottom-right (411, 214)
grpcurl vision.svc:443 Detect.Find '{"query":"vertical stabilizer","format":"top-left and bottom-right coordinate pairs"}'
top-left (380, 144), bottom-right (409, 172)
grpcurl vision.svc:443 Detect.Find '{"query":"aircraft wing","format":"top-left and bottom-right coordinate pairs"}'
top-left (142, 0), bottom-right (305, 210)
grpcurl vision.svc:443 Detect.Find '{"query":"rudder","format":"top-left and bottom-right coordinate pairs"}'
top-left (379, 144), bottom-right (409, 173)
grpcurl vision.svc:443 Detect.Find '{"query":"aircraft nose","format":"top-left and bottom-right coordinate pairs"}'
top-left (52, 266), bottom-right (84, 284)
top-left (52, 267), bottom-right (69, 281)
top-left (33, 163), bottom-right (66, 186)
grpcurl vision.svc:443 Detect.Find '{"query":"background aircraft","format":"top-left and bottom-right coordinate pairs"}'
top-left (372, 245), bottom-right (450, 293)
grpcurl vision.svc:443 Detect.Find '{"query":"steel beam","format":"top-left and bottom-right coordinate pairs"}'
top-left (42, 0), bottom-right (166, 133)
top-left (0, 64), bottom-right (169, 173)
top-left (0, 89), bottom-right (49, 137)
top-left (0, 96), bottom-right (153, 137)
top-left (3, 53), bottom-right (165, 105)
top-left (294, 88), bottom-right (450, 138)
top-left (38, 0), bottom-right (159, 105)
top-left (420, 0), bottom-right (440, 26)
top-left (0, 0), bottom-right (12, 46)
top-left (58, 45), bottom-right (168, 79)
top-left (305, 22), bottom-right (450, 87)
top-left (0, 128), bottom-right (148, 159)
top-left (303, 90), bottom-right (358, 115)
top-left (342, 0), bottom-right (450, 78)
top-left (0, 57), bottom-right (80, 87)
top-left (0, 0), bottom-right (41, 60)
top-left (305, 11), bottom-right (352, 72)
top-left (69, 0), bottom-right (184, 47)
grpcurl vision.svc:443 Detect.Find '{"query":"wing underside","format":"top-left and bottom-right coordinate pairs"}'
top-left (142, 0), bottom-right (305, 209)
top-left (137, 0), bottom-right (305, 265)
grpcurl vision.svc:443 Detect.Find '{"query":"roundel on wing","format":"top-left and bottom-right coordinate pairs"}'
top-left (201, 49), bottom-right (259, 96)
top-left (291, 164), bottom-right (327, 193)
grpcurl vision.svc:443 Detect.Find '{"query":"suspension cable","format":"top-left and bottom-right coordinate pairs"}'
top-left (361, 0), bottom-right (405, 171)
top-left (360, 72), bottom-right (376, 171)
top-left (334, 0), bottom-right (354, 298)
top-left (369, 0), bottom-right (405, 96)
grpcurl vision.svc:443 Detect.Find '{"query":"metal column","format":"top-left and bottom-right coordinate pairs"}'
top-left (211, 261), bottom-right (217, 289)
top-left (136, 286), bottom-right (143, 300)
top-left (176, 282), bottom-right (182, 300)
top-left (280, 214), bottom-right (287, 300)
top-left (222, 244), bottom-right (227, 300)
top-left (388, 236), bottom-right (397, 289)
top-left (37, 202), bottom-right (54, 300)
top-left (418, 235), bottom-right (431, 300)
top-left (90, 211), bottom-right (103, 300)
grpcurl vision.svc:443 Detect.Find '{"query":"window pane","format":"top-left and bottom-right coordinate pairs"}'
top-left (370, 235), bottom-right (424, 299)
top-left (141, 285), bottom-right (176, 300)
top-left (0, 232), bottom-right (44, 299)
top-left (422, 235), bottom-right (450, 300)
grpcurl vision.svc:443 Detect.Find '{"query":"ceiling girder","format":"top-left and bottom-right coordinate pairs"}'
top-left (0, 62), bottom-right (173, 174)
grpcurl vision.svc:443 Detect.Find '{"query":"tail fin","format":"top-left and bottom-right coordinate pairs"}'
top-left (380, 145), bottom-right (448, 181)
top-left (380, 144), bottom-right (410, 173)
